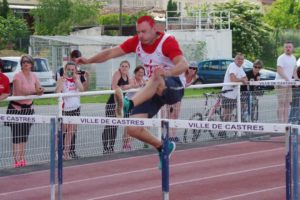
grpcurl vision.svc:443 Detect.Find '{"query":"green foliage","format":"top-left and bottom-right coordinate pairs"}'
top-left (167, 0), bottom-right (180, 18)
top-left (0, 14), bottom-right (29, 49)
top-left (213, 0), bottom-right (272, 60)
top-left (0, 0), bottom-right (9, 18)
top-left (265, 0), bottom-right (300, 29)
top-left (31, 0), bottom-right (99, 35)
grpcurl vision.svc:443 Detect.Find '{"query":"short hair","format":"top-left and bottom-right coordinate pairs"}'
top-left (70, 50), bottom-right (82, 59)
top-left (137, 16), bottom-right (155, 27)
top-left (64, 61), bottom-right (77, 72)
top-left (235, 52), bottom-right (244, 58)
top-left (253, 59), bottom-right (263, 67)
top-left (0, 58), bottom-right (3, 71)
top-left (134, 65), bottom-right (145, 75)
top-left (20, 54), bottom-right (34, 66)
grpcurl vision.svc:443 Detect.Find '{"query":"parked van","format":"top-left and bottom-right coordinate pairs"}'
top-left (1, 57), bottom-right (56, 93)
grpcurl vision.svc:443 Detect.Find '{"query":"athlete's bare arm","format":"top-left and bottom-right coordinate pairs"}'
top-left (76, 46), bottom-right (126, 65)
top-left (166, 55), bottom-right (189, 77)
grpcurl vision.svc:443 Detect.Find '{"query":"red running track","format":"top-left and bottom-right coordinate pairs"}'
top-left (0, 137), bottom-right (295, 200)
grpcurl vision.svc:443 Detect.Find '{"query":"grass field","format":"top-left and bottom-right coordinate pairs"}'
top-left (0, 87), bottom-right (221, 107)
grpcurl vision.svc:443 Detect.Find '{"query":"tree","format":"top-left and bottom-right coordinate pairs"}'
top-left (213, 0), bottom-right (272, 60)
top-left (0, 0), bottom-right (10, 18)
top-left (264, 0), bottom-right (300, 64)
top-left (0, 14), bottom-right (29, 49)
top-left (167, 0), bottom-right (180, 18)
top-left (31, 0), bottom-right (99, 35)
top-left (265, 0), bottom-right (300, 29)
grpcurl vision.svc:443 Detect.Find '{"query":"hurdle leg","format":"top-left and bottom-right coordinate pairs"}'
top-left (57, 117), bottom-right (63, 200)
top-left (161, 120), bottom-right (170, 200)
top-left (286, 126), bottom-right (292, 200)
top-left (292, 127), bottom-right (299, 200)
top-left (50, 118), bottom-right (56, 200)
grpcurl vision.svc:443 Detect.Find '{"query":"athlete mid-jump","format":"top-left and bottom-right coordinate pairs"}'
top-left (76, 15), bottom-right (189, 167)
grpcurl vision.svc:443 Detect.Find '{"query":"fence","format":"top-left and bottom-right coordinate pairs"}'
top-left (0, 81), bottom-right (298, 169)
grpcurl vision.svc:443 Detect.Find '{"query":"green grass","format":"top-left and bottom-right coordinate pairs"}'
top-left (0, 87), bottom-right (220, 107)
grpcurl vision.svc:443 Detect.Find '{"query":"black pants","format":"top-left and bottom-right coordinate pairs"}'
top-left (102, 103), bottom-right (118, 152)
top-left (63, 133), bottom-right (76, 152)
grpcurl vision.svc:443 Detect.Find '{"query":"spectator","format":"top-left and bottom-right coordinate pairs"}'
top-left (55, 61), bottom-right (84, 160)
top-left (7, 55), bottom-right (44, 168)
top-left (102, 60), bottom-right (130, 154)
top-left (221, 53), bottom-right (248, 124)
top-left (56, 50), bottom-right (89, 159)
top-left (275, 41), bottom-right (298, 123)
top-left (161, 61), bottom-right (198, 143)
top-left (123, 65), bottom-right (146, 151)
top-left (240, 60), bottom-right (263, 121)
top-left (0, 58), bottom-right (10, 100)
top-left (289, 66), bottom-right (300, 124)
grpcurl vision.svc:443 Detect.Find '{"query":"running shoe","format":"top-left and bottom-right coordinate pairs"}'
top-left (114, 88), bottom-right (131, 117)
top-left (114, 87), bottom-right (124, 118)
top-left (20, 160), bottom-right (26, 167)
top-left (158, 141), bottom-right (176, 170)
top-left (14, 161), bottom-right (21, 168)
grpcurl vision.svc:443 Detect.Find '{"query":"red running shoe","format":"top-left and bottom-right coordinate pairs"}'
top-left (20, 160), bottom-right (26, 167)
top-left (14, 161), bottom-right (21, 168)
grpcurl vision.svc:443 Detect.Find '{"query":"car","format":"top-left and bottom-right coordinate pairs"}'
top-left (196, 58), bottom-right (276, 84)
top-left (1, 56), bottom-right (56, 93)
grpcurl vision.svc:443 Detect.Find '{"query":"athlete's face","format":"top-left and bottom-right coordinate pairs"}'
top-left (136, 21), bottom-right (157, 45)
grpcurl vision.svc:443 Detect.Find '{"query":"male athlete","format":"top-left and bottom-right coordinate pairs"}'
top-left (76, 16), bottom-right (188, 167)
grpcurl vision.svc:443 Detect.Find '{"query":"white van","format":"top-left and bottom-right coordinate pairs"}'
top-left (1, 56), bottom-right (56, 93)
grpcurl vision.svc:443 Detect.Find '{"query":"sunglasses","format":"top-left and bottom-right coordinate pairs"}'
top-left (22, 60), bottom-right (32, 65)
top-left (189, 67), bottom-right (197, 70)
top-left (254, 65), bottom-right (262, 69)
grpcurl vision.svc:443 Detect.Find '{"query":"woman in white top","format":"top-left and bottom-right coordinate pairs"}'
top-left (56, 62), bottom-right (84, 160)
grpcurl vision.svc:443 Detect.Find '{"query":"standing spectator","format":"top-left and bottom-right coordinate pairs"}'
top-left (76, 16), bottom-right (188, 168)
top-left (102, 60), bottom-right (130, 154)
top-left (240, 60), bottom-right (263, 122)
top-left (161, 61), bottom-right (198, 143)
top-left (56, 50), bottom-right (90, 159)
top-left (289, 66), bottom-right (300, 124)
top-left (8, 55), bottom-right (44, 168)
top-left (55, 61), bottom-right (84, 160)
top-left (0, 58), bottom-right (10, 100)
top-left (222, 53), bottom-right (248, 123)
top-left (123, 65), bottom-right (146, 151)
top-left (69, 50), bottom-right (89, 159)
top-left (275, 42), bottom-right (298, 123)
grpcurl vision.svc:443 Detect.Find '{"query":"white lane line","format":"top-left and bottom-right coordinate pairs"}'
top-left (0, 147), bottom-right (283, 196)
top-left (0, 140), bottom-right (254, 179)
top-left (214, 185), bottom-right (285, 200)
top-left (87, 164), bottom-right (283, 200)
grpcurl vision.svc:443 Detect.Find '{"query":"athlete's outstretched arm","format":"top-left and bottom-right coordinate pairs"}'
top-left (76, 46), bottom-right (126, 65)
top-left (167, 55), bottom-right (189, 76)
